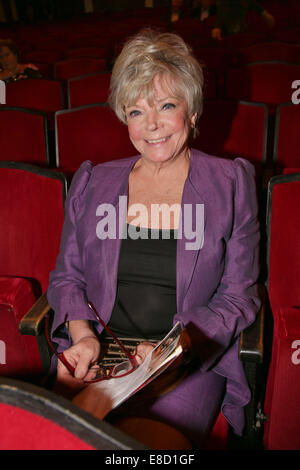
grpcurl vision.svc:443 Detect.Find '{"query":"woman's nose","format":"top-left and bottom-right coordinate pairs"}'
top-left (146, 109), bottom-right (160, 131)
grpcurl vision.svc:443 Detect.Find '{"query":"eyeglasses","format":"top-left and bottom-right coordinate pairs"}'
top-left (45, 302), bottom-right (138, 383)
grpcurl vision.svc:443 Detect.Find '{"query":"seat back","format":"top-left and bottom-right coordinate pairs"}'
top-left (5, 79), bottom-right (64, 129)
top-left (264, 173), bottom-right (300, 449)
top-left (194, 99), bottom-right (268, 179)
top-left (0, 107), bottom-right (49, 165)
top-left (0, 162), bottom-right (67, 296)
top-left (273, 103), bottom-right (300, 173)
top-left (64, 46), bottom-right (108, 60)
top-left (0, 377), bottom-right (145, 450)
top-left (55, 103), bottom-right (136, 176)
top-left (68, 72), bottom-right (111, 108)
top-left (54, 58), bottom-right (106, 81)
top-left (266, 173), bottom-right (300, 312)
top-left (238, 42), bottom-right (300, 65)
top-left (226, 62), bottom-right (300, 107)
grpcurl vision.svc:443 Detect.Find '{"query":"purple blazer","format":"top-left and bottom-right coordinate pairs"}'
top-left (47, 148), bottom-right (261, 435)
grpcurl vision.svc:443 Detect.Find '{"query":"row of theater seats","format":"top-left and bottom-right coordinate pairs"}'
top-left (0, 161), bottom-right (299, 449)
top-left (4, 58), bottom-right (300, 105)
top-left (0, 96), bottom-right (298, 179)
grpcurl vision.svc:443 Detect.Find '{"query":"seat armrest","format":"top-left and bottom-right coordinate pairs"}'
top-left (19, 292), bottom-right (51, 336)
top-left (19, 292), bottom-right (52, 372)
top-left (239, 284), bottom-right (265, 364)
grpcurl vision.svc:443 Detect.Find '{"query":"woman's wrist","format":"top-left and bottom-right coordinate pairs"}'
top-left (67, 319), bottom-right (98, 344)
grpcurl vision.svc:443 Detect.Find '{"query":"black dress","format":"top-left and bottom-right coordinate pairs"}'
top-left (107, 224), bottom-right (178, 340)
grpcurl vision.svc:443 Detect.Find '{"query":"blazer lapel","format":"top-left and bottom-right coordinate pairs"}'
top-left (176, 151), bottom-right (208, 312)
top-left (99, 159), bottom-right (138, 321)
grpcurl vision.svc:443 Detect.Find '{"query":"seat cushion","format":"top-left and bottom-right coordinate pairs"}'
top-left (0, 276), bottom-right (43, 377)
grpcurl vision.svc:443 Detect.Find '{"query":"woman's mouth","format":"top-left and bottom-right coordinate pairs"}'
top-left (146, 136), bottom-right (170, 144)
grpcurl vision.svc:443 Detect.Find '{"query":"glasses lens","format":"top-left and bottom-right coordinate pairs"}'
top-left (111, 359), bottom-right (134, 377)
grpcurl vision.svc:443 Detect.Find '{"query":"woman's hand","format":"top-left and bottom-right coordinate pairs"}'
top-left (18, 63), bottom-right (39, 73)
top-left (55, 334), bottom-right (101, 397)
top-left (135, 341), bottom-right (156, 365)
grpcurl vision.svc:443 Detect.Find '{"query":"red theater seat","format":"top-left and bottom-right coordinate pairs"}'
top-left (0, 107), bottom-right (49, 165)
top-left (54, 58), bottom-right (106, 81)
top-left (263, 173), bottom-right (300, 449)
top-left (68, 73), bottom-right (111, 108)
top-left (0, 163), bottom-right (66, 380)
top-left (194, 99), bottom-right (268, 179)
top-left (55, 103), bottom-right (136, 176)
top-left (273, 103), bottom-right (300, 173)
top-left (226, 62), bottom-right (300, 112)
top-left (5, 79), bottom-right (64, 129)
top-left (64, 46), bottom-right (108, 60)
top-left (238, 42), bottom-right (300, 66)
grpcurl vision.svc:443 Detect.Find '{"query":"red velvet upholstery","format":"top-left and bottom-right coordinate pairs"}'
top-left (226, 63), bottom-right (300, 113)
top-left (0, 107), bottom-right (49, 165)
top-left (238, 42), bottom-right (300, 65)
top-left (5, 79), bottom-right (64, 130)
top-left (264, 174), bottom-right (300, 449)
top-left (23, 50), bottom-right (63, 65)
top-left (267, 178), bottom-right (300, 314)
top-left (283, 168), bottom-right (300, 175)
top-left (264, 308), bottom-right (300, 450)
top-left (54, 58), bottom-right (106, 81)
top-left (55, 104), bottom-right (136, 176)
top-left (0, 403), bottom-right (95, 450)
top-left (0, 164), bottom-right (66, 378)
top-left (0, 166), bottom-right (65, 293)
top-left (64, 46), bottom-right (108, 60)
top-left (272, 28), bottom-right (300, 44)
top-left (0, 277), bottom-right (42, 376)
top-left (194, 99), bottom-right (268, 178)
top-left (273, 104), bottom-right (300, 173)
top-left (68, 72), bottom-right (111, 108)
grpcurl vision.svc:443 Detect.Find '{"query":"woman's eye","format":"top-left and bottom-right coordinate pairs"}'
top-left (162, 103), bottom-right (176, 110)
top-left (129, 110), bottom-right (141, 118)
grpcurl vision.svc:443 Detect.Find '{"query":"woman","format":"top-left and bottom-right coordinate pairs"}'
top-left (47, 29), bottom-right (260, 448)
top-left (0, 39), bottom-right (41, 83)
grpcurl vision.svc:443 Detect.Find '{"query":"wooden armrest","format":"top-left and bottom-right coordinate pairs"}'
top-left (239, 284), bottom-right (265, 364)
top-left (19, 292), bottom-right (51, 336)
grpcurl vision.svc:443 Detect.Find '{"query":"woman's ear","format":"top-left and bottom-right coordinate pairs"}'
top-left (190, 112), bottom-right (197, 129)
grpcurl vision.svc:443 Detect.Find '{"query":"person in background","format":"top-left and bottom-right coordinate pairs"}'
top-left (211, 0), bottom-right (275, 40)
top-left (172, 0), bottom-right (217, 21)
top-left (191, 0), bottom-right (217, 21)
top-left (0, 38), bottom-right (41, 83)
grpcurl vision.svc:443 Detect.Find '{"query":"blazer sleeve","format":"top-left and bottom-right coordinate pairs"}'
top-left (174, 158), bottom-right (261, 371)
top-left (47, 160), bottom-right (97, 345)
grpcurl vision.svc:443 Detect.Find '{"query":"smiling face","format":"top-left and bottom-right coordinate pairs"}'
top-left (125, 75), bottom-right (197, 166)
top-left (0, 46), bottom-right (18, 72)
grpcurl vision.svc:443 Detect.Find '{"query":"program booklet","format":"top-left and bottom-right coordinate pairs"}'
top-left (73, 322), bottom-right (184, 418)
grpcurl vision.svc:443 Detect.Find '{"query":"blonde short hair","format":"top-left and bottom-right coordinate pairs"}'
top-left (109, 29), bottom-right (204, 137)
